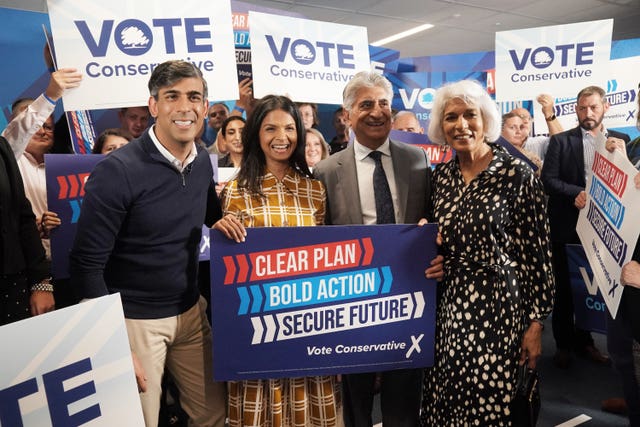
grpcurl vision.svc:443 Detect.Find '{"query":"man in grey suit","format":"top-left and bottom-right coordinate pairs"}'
top-left (314, 71), bottom-right (442, 427)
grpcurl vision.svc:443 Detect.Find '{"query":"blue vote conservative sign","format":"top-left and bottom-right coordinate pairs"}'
top-left (209, 224), bottom-right (438, 381)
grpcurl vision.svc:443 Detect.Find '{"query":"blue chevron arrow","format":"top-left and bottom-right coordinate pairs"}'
top-left (70, 199), bottom-right (83, 223)
top-left (250, 285), bottom-right (263, 313)
top-left (237, 287), bottom-right (250, 315)
top-left (381, 266), bottom-right (393, 294)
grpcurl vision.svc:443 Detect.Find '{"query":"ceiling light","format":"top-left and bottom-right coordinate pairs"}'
top-left (370, 23), bottom-right (434, 47)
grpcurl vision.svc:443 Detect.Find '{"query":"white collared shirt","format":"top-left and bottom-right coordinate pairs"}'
top-left (581, 127), bottom-right (607, 180)
top-left (353, 138), bottom-right (399, 225)
top-left (148, 125), bottom-right (197, 172)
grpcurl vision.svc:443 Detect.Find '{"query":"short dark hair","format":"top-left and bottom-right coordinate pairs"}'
top-left (148, 60), bottom-right (208, 99)
top-left (92, 128), bottom-right (133, 154)
top-left (237, 95), bottom-right (311, 194)
top-left (577, 85), bottom-right (606, 102)
top-left (501, 111), bottom-right (521, 128)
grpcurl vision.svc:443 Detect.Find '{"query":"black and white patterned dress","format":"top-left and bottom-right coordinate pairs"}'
top-left (420, 143), bottom-right (554, 426)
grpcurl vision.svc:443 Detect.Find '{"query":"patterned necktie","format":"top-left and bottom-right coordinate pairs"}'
top-left (369, 151), bottom-right (395, 224)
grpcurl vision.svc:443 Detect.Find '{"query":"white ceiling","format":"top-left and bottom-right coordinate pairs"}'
top-left (3, 0), bottom-right (640, 58)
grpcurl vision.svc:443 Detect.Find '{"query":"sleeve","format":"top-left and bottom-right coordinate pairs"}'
top-left (312, 164), bottom-right (332, 225)
top-left (314, 180), bottom-right (326, 226)
top-left (205, 181), bottom-right (223, 226)
top-left (541, 134), bottom-right (584, 199)
top-left (69, 158), bottom-right (131, 298)
top-left (12, 153), bottom-right (50, 284)
top-left (1, 95), bottom-right (56, 159)
top-left (219, 180), bottom-right (251, 226)
top-left (513, 169), bottom-right (555, 321)
top-left (20, 195), bottom-right (50, 285)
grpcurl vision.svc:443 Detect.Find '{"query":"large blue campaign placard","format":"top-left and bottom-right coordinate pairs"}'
top-left (45, 154), bottom-right (104, 279)
top-left (210, 224), bottom-right (438, 381)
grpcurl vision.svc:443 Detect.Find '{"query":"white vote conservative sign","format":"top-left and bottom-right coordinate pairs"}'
top-left (0, 294), bottom-right (143, 426)
top-left (495, 19), bottom-right (612, 102)
top-left (249, 11), bottom-right (370, 104)
top-left (577, 134), bottom-right (640, 318)
top-left (47, 0), bottom-right (238, 110)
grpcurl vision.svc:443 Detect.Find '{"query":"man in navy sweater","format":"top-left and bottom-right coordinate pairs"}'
top-left (70, 60), bottom-right (225, 427)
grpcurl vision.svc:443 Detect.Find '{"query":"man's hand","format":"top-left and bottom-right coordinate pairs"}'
top-left (574, 191), bottom-right (586, 209)
top-left (233, 77), bottom-right (255, 117)
top-left (621, 260), bottom-right (640, 289)
top-left (605, 136), bottom-right (626, 154)
top-left (45, 68), bottom-right (83, 102)
top-left (131, 352), bottom-right (147, 393)
top-left (536, 93), bottom-right (555, 117)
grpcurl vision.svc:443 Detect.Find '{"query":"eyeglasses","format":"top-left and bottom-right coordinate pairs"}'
top-left (39, 123), bottom-right (54, 134)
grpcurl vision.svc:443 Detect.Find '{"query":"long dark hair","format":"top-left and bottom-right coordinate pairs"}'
top-left (236, 95), bottom-right (311, 194)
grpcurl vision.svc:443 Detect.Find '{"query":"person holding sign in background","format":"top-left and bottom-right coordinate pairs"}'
top-left (314, 71), bottom-right (443, 427)
top-left (541, 85), bottom-right (631, 370)
top-left (214, 95), bottom-right (340, 427)
top-left (71, 60), bottom-right (226, 427)
top-left (603, 104), bottom-right (640, 425)
top-left (420, 80), bottom-right (554, 426)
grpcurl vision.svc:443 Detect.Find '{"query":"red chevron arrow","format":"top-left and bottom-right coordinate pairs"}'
top-left (361, 237), bottom-right (374, 266)
top-left (223, 256), bottom-right (236, 285)
top-left (57, 176), bottom-right (69, 199)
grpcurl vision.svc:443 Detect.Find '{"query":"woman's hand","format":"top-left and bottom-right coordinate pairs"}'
top-left (425, 255), bottom-right (444, 281)
top-left (40, 211), bottom-right (62, 238)
top-left (213, 214), bottom-right (247, 243)
top-left (418, 218), bottom-right (445, 281)
top-left (520, 321), bottom-right (543, 369)
top-left (30, 290), bottom-right (55, 316)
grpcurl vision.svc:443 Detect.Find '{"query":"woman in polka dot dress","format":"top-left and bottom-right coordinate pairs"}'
top-left (420, 80), bottom-right (554, 426)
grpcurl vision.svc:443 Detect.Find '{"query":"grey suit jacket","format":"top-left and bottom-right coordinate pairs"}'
top-left (313, 139), bottom-right (432, 225)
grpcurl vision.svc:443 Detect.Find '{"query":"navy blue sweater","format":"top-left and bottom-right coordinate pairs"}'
top-left (70, 130), bottom-right (220, 319)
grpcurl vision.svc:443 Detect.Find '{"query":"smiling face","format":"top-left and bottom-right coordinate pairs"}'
top-left (148, 77), bottom-right (207, 148)
top-left (305, 131), bottom-right (323, 167)
top-left (259, 109), bottom-right (297, 170)
top-left (224, 119), bottom-right (245, 155)
top-left (26, 115), bottom-right (55, 157)
top-left (442, 98), bottom-right (486, 155)
top-left (348, 86), bottom-right (392, 150)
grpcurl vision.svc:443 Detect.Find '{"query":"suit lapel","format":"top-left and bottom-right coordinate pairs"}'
top-left (335, 146), bottom-right (363, 224)
top-left (389, 140), bottom-right (408, 222)
top-left (568, 127), bottom-right (585, 186)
